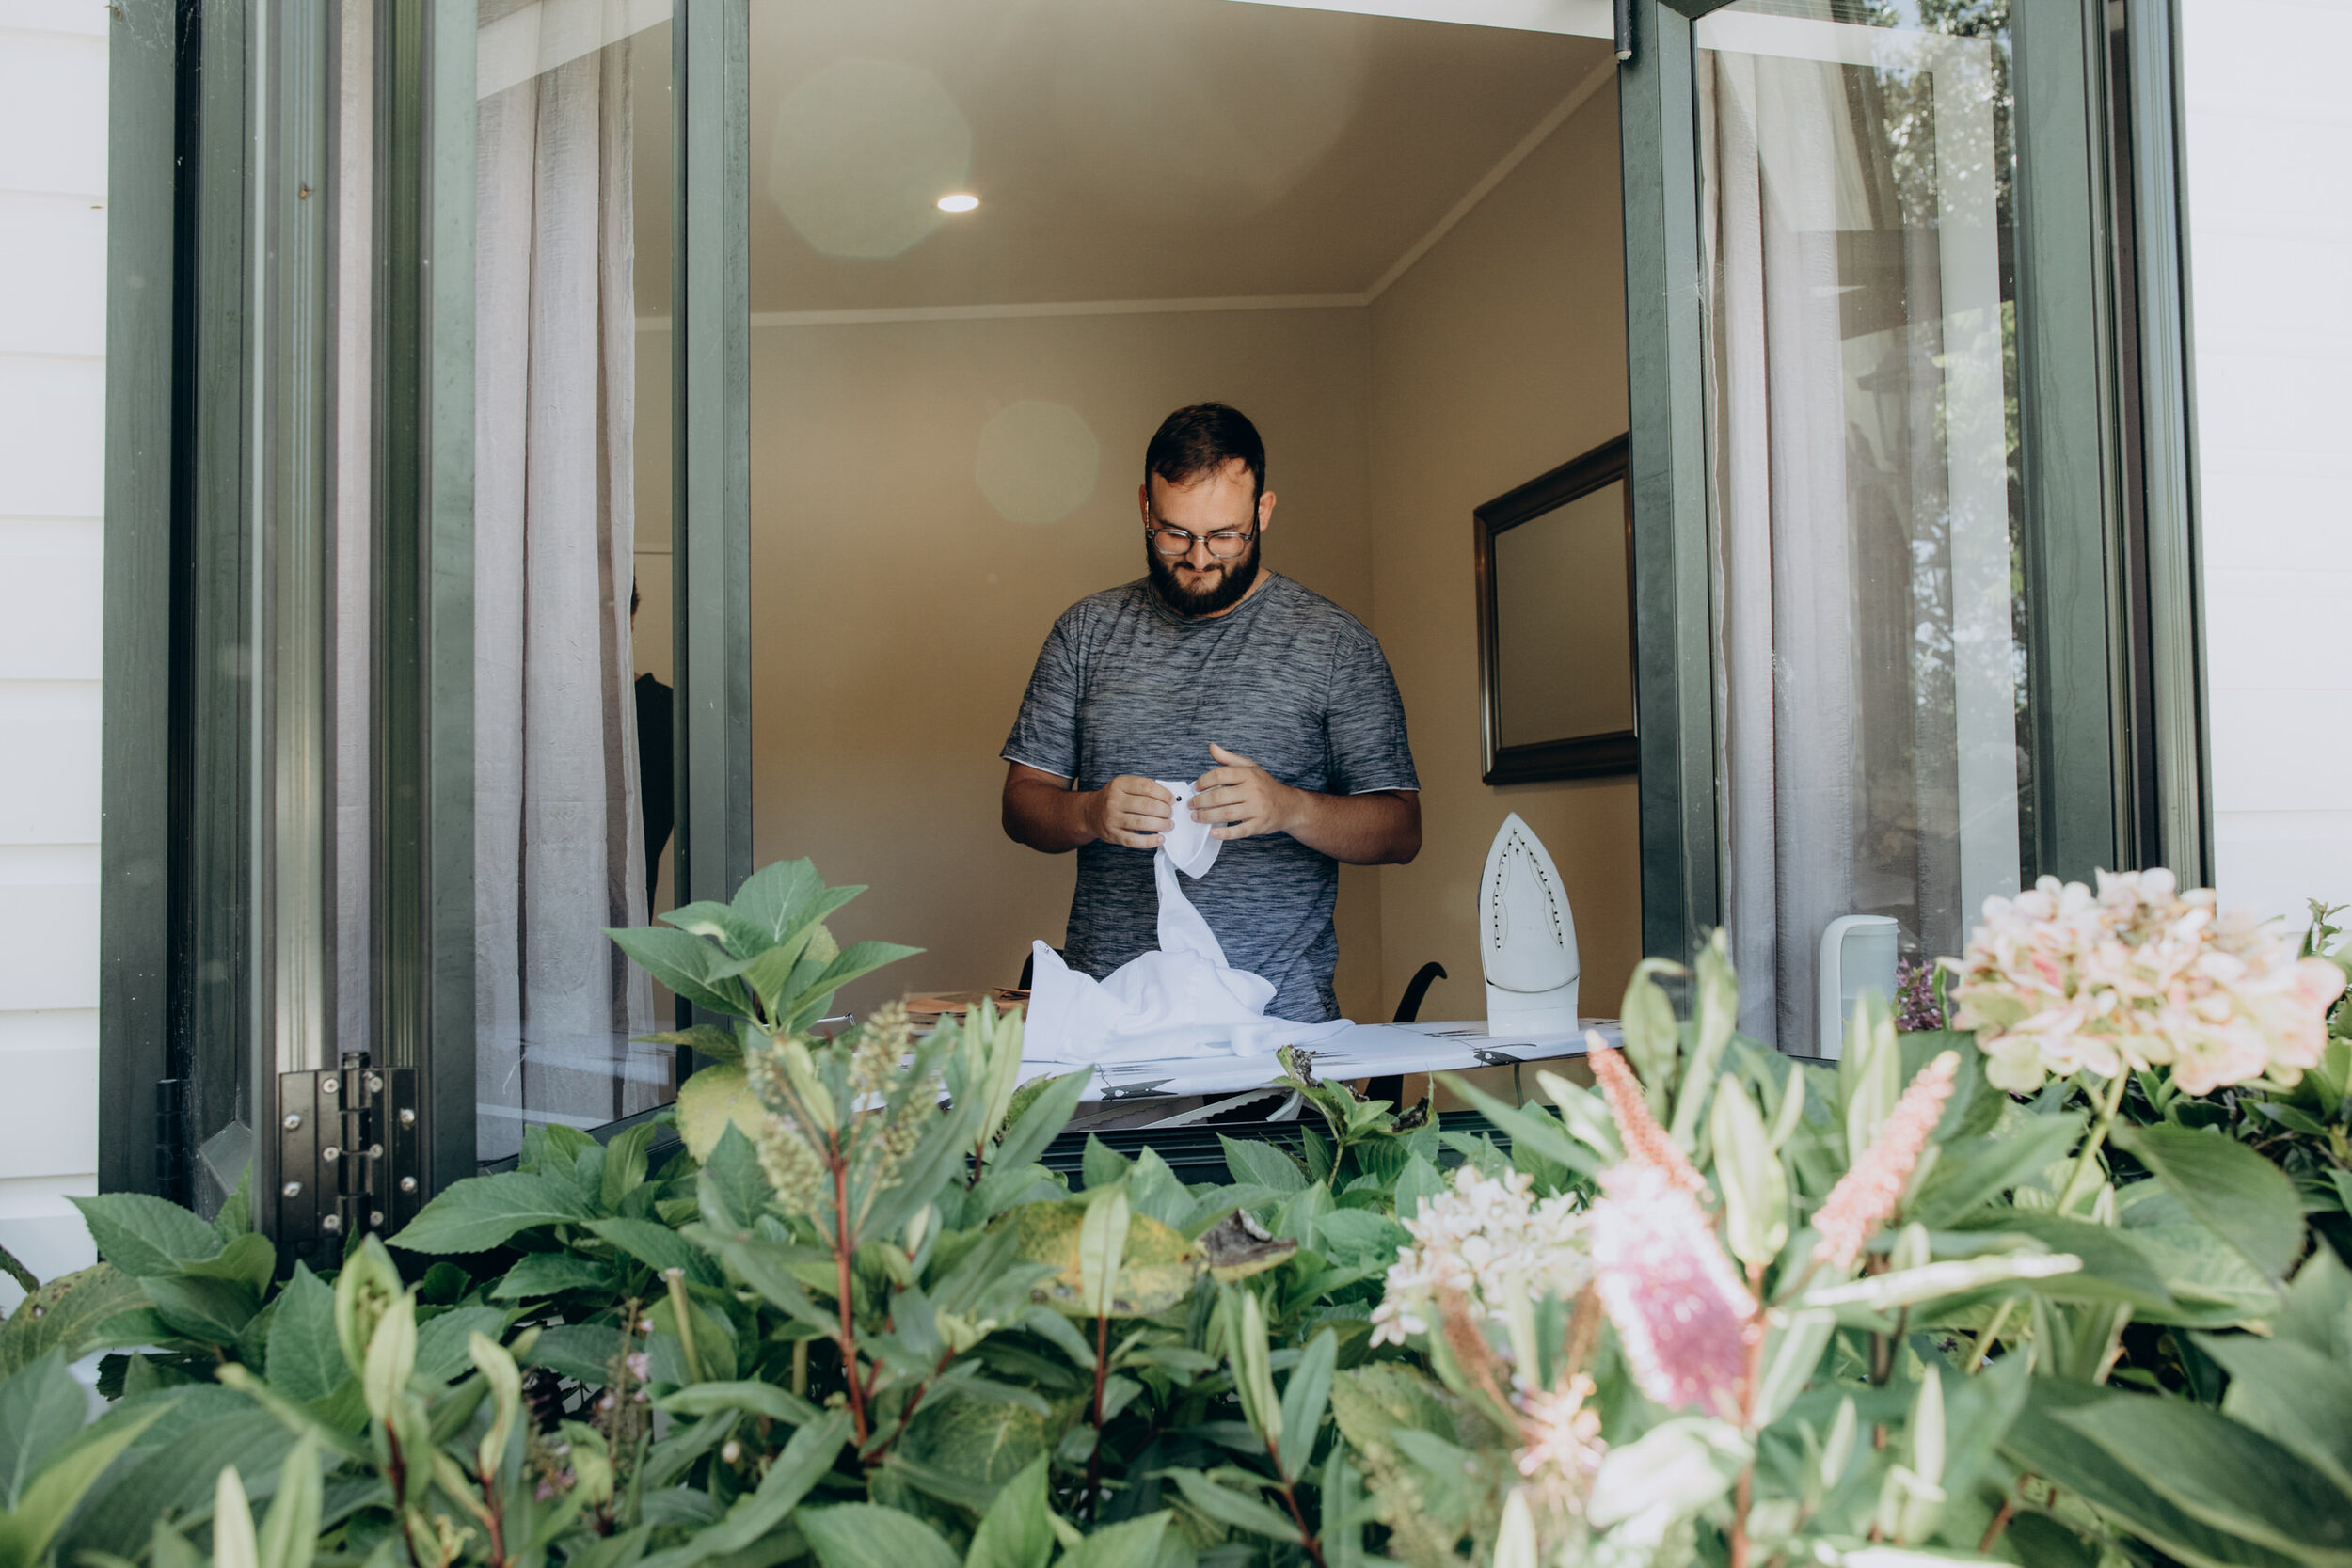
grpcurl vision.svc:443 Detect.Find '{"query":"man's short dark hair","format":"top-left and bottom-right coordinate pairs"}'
top-left (1144, 403), bottom-right (1264, 502)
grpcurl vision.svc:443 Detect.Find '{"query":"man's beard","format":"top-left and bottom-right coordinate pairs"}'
top-left (1146, 531), bottom-right (1262, 616)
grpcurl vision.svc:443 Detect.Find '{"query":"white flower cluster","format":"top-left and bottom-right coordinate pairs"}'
top-left (1369, 1166), bottom-right (1591, 1348)
top-left (1946, 868), bottom-right (2347, 1096)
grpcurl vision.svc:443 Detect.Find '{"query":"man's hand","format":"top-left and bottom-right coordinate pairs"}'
top-left (1191, 744), bottom-right (1302, 843)
top-left (1087, 775), bottom-right (1176, 850)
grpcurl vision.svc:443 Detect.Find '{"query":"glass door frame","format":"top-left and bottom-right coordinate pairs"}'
top-left (100, 0), bottom-right (2206, 1209)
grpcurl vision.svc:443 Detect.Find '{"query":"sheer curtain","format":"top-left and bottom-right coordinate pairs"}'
top-left (1700, 20), bottom-right (2018, 1052)
top-left (474, 20), bottom-right (652, 1158)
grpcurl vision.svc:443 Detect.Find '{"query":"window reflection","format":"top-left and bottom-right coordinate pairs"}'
top-left (1700, 0), bottom-right (2026, 1049)
top-left (473, 2), bottom-right (675, 1160)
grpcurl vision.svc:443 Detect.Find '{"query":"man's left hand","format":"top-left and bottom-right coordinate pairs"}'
top-left (1191, 744), bottom-right (1301, 842)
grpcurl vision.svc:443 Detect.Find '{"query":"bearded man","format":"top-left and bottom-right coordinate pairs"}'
top-left (999, 402), bottom-right (1421, 1023)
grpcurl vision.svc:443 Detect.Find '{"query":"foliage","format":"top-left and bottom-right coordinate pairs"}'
top-left (4, 860), bottom-right (2349, 1568)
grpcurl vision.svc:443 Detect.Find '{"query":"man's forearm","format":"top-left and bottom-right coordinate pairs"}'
top-left (1284, 789), bottom-right (1421, 866)
top-left (1003, 775), bottom-right (1096, 853)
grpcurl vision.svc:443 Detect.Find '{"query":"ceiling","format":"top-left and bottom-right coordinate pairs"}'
top-left (628, 0), bottom-right (1615, 316)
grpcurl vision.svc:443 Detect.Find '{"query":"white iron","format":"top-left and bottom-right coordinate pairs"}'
top-left (1479, 813), bottom-right (1580, 1035)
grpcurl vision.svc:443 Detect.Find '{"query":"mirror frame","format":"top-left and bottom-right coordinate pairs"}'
top-left (1473, 432), bottom-right (1637, 785)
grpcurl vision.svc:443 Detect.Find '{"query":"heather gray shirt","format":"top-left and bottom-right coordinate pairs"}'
top-left (1003, 574), bottom-right (1418, 1022)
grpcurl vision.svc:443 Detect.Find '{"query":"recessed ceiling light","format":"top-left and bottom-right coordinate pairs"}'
top-left (936, 193), bottom-right (980, 214)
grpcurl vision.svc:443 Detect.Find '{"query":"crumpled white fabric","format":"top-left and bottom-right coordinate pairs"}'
top-left (1024, 780), bottom-right (1350, 1064)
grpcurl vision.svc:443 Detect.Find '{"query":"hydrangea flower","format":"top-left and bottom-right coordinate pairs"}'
top-left (1369, 1166), bottom-right (1591, 1348)
top-left (1944, 869), bottom-right (2345, 1095)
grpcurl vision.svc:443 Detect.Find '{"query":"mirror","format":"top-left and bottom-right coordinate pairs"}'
top-left (1474, 433), bottom-right (1634, 784)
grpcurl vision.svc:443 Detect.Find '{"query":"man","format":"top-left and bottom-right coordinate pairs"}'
top-left (1001, 403), bottom-right (1421, 1023)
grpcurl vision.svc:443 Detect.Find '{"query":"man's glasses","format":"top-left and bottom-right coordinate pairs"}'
top-left (1146, 520), bottom-right (1257, 560)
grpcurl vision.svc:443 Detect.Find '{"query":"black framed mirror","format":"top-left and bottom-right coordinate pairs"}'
top-left (1473, 433), bottom-right (1636, 784)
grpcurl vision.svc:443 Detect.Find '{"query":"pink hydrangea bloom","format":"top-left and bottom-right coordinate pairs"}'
top-left (1588, 1164), bottom-right (1755, 1420)
top-left (1811, 1051), bottom-right (1958, 1271)
top-left (1945, 869), bottom-right (2345, 1095)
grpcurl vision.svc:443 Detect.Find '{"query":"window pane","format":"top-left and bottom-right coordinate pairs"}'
top-left (742, 0), bottom-right (1629, 1037)
top-left (1699, 1), bottom-right (2026, 1049)
top-left (473, 1), bottom-right (675, 1161)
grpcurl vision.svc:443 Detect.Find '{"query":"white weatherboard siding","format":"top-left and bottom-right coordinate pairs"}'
top-left (0, 0), bottom-right (107, 1307)
top-left (2184, 0), bottom-right (2352, 936)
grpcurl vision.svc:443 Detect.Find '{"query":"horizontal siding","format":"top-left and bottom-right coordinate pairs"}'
top-left (2184, 0), bottom-right (2352, 935)
top-left (0, 1), bottom-right (105, 1308)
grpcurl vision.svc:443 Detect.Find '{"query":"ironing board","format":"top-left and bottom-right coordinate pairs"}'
top-left (1026, 1016), bottom-right (1623, 1109)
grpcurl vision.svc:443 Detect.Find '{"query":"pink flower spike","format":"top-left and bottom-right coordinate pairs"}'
top-left (1588, 1047), bottom-right (1708, 1196)
top-left (1810, 1051), bottom-right (1959, 1271)
top-left (1589, 1164), bottom-right (1755, 1420)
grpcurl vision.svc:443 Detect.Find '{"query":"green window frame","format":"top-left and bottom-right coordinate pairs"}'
top-left (1616, 0), bottom-right (2211, 965)
top-left (100, 0), bottom-right (2210, 1213)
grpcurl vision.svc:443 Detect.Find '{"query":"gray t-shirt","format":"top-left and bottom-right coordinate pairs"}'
top-left (1003, 574), bottom-right (1419, 1022)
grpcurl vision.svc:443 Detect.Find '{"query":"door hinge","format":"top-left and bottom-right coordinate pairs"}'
top-left (276, 1053), bottom-right (421, 1251)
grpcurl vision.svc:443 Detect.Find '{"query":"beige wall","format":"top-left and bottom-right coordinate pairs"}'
top-left (1365, 81), bottom-right (1639, 1027)
top-left (735, 309), bottom-right (1386, 1020)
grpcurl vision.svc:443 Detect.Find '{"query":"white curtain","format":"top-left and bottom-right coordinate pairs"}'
top-left (1703, 47), bottom-right (1965, 1051)
top-left (474, 26), bottom-right (652, 1159)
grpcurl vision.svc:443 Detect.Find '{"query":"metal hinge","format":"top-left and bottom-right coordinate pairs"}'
top-left (276, 1053), bottom-right (421, 1249)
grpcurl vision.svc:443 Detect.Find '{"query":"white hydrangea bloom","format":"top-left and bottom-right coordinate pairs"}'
top-left (1368, 1166), bottom-right (1591, 1348)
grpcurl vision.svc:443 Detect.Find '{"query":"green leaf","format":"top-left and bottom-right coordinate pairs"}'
top-left (1220, 1137), bottom-right (1307, 1195)
top-left (527, 1323), bottom-right (629, 1387)
top-left (262, 1265), bottom-right (344, 1404)
top-left (989, 1072), bottom-right (1086, 1174)
top-left (2196, 1332), bottom-right (2352, 1494)
top-left (698, 1122), bottom-right (772, 1235)
top-left (0, 1403), bottom-right (165, 1568)
top-left (602, 1122), bottom-right (658, 1210)
top-left (1057, 1513), bottom-right (1174, 1568)
top-left (1392, 1155), bottom-right (1444, 1222)
top-left (655, 1381), bottom-right (821, 1427)
top-left (0, 1353), bottom-right (91, 1510)
top-left (2112, 1122), bottom-right (2307, 1282)
top-left (636, 1411), bottom-right (850, 1568)
top-left (1954, 1212), bottom-right (2176, 1313)
top-left (637, 1023), bottom-right (746, 1067)
top-left (1436, 1076), bottom-right (1602, 1182)
top-left (605, 926), bottom-right (755, 1019)
top-left (2054, 1388), bottom-right (2352, 1561)
top-left (898, 1398), bottom-right (1059, 1493)
top-left (797, 1504), bottom-right (961, 1568)
top-left (584, 1217), bottom-right (720, 1284)
top-left (963, 1456), bottom-right (1052, 1568)
top-left (1166, 1467), bottom-right (1300, 1541)
top-left (725, 859), bottom-right (832, 944)
top-left (57, 1395), bottom-right (293, 1565)
top-left (256, 1440), bottom-right (321, 1568)
top-left (800, 942), bottom-right (924, 1015)
top-left (412, 1307), bottom-right (509, 1386)
top-left (1079, 1189), bottom-right (1132, 1319)
top-left (1908, 1113), bottom-right (2086, 1228)
top-left (0, 1266), bottom-right (153, 1381)
top-left (387, 1173), bottom-right (596, 1254)
top-left (1278, 1328), bottom-right (1338, 1479)
top-left (1081, 1135), bottom-right (1133, 1194)
top-left (143, 1274), bottom-right (261, 1348)
top-left (68, 1195), bottom-right (223, 1279)
top-left (675, 1065), bottom-right (768, 1165)
top-left (2005, 1385), bottom-right (2255, 1545)
top-left (2279, 1246), bottom-right (2352, 1360)
top-left (487, 1253), bottom-right (617, 1302)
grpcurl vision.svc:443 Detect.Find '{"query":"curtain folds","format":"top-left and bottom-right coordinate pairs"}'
top-left (1703, 46), bottom-right (1967, 1052)
top-left (475, 36), bottom-right (651, 1159)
